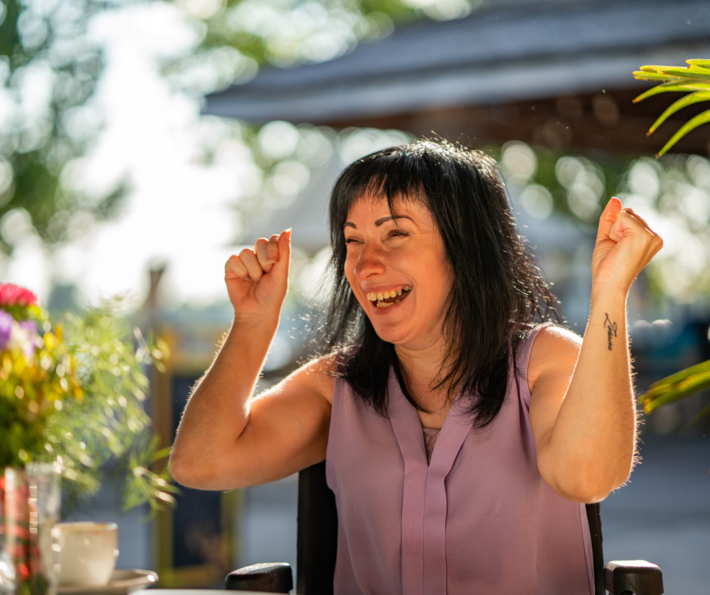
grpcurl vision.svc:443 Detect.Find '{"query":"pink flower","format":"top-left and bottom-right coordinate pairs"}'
top-left (0, 284), bottom-right (39, 307)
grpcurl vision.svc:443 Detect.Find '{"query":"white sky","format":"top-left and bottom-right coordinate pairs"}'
top-left (3, 2), bottom-right (250, 310)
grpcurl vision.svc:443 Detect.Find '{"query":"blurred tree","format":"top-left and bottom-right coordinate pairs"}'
top-left (0, 0), bottom-right (486, 256)
top-left (0, 0), bottom-right (128, 256)
top-left (166, 0), bottom-right (480, 96)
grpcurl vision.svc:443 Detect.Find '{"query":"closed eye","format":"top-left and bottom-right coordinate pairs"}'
top-left (387, 230), bottom-right (408, 239)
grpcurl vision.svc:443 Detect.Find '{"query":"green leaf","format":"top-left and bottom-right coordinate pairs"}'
top-left (656, 108), bottom-right (710, 156)
top-left (686, 59), bottom-right (710, 69)
top-left (643, 378), bottom-right (710, 412)
top-left (651, 66), bottom-right (710, 81)
top-left (639, 65), bottom-right (675, 73)
top-left (647, 91), bottom-right (710, 135)
top-left (150, 446), bottom-right (172, 463)
top-left (638, 359), bottom-right (710, 412)
top-left (633, 81), bottom-right (710, 103)
top-left (647, 359), bottom-right (709, 388)
top-left (633, 71), bottom-right (685, 82)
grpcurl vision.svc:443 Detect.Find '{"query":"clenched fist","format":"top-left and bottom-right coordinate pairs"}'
top-left (591, 198), bottom-right (663, 294)
top-left (225, 229), bottom-right (291, 325)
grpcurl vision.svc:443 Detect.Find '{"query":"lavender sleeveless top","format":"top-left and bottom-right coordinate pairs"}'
top-left (325, 325), bottom-right (594, 595)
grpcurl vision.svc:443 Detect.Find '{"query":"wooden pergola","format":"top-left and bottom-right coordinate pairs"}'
top-left (204, 0), bottom-right (710, 155)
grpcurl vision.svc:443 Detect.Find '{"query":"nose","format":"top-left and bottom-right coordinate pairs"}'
top-left (353, 241), bottom-right (386, 280)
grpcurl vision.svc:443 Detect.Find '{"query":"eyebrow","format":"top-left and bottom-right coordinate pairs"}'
top-left (344, 215), bottom-right (413, 230)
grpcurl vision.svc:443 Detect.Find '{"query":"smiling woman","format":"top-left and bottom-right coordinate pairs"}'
top-left (319, 142), bottom-right (560, 428)
top-left (169, 139), bottom-right (663, 595)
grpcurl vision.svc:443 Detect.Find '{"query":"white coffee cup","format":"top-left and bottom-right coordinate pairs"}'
top-left (58, 522), bottom-right (119, 587)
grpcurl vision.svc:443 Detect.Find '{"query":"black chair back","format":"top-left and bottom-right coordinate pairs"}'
top-left (297, 462), bottom-right (338, 595)
top-left (296, 462), bottom-right (605, 595)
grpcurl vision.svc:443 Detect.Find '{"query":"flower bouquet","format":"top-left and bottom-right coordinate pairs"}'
top-left (0, 283), bottom-right (176, 595)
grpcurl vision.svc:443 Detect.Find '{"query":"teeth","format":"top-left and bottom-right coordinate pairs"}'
top-left (366, 286), bottom-right (412, 305)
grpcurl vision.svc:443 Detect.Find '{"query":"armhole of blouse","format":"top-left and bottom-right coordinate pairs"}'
top-left (518, 322), bottom-right (555, 409)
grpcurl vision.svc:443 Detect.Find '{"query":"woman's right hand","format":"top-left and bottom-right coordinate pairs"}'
top-left (225, 229), bottom-right (291, 325)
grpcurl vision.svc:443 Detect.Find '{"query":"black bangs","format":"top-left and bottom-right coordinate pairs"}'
top-left (314, 139), bottom-right (561, 426)
top-left (329, 145), bottom-right (432, 268)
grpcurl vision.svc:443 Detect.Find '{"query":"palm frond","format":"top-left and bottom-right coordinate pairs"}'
top-left (647, 91), bottom-right (710, 135)
top-left (633, 60), bottom-right (710, 156)
top-left (656, 109), bottom-right (710, 156)
top-left (634, 82), bottom-right (710, 103)
top-left (686, 59), bottom-right (710, 69)
top-left (638, 359), bottom-right (710, 414)
top-left (632, 71), bottom-right (685, 82)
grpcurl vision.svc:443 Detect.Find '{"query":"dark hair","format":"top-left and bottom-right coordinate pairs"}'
top-left (313, 139), bottom-right (561, 427)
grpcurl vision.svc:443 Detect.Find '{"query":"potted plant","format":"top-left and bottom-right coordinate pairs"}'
top-left (0, 283), bottom-right (176, 595)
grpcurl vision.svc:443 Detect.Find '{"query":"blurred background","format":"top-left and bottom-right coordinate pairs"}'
top-left (2, 0), bottom-right (710, 591)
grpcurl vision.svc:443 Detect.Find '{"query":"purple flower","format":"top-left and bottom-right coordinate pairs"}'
top-left (0, 310), bottom-right (12, 350)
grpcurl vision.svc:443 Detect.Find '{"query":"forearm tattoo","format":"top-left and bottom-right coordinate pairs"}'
top-left (604, 313), bottom-right (617, 351)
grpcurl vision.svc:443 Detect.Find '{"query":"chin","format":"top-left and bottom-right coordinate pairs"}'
top-left (370, 322), bottom-right (411, 346)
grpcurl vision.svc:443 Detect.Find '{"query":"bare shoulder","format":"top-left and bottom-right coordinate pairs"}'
top-left (252, 353), bottom-right (338, 406)
top-left (527, 325), bottom-right (582, 393)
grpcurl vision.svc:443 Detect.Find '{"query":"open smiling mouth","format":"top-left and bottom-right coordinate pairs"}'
top-left (366, 286), bottom-right (412, 309)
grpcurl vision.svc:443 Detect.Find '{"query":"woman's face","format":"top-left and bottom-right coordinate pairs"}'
top-left (343, 196), bottom-right (454, 351)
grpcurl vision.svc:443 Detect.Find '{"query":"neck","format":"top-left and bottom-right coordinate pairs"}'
top-left (394, 339), bottom-right (453, 413)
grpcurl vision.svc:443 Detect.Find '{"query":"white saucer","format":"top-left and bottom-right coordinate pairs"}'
top-left (58, 569), bottom-right (158, 595)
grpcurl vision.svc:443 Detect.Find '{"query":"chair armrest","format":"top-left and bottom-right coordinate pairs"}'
top-left (225, 562), bottom-right (293, 592)
top-left (604, 560), bottom-right (664, 595)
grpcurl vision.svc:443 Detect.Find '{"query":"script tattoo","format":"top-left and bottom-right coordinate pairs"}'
top-left (604, 313), bottom-right (617, 351)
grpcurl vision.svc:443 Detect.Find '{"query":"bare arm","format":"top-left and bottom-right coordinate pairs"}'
top-left (529, 198), bottom-right (663, 503)
top-left (169, 230), bottom-right (334, 490)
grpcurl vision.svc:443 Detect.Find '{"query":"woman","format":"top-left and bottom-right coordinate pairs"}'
top-left (170, 140), bottom-right (663, 594)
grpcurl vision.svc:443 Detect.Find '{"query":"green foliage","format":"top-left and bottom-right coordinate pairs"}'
top-left (633, 60), bottom-right (710, 156)
top-left (49, 301), bottom-right (176, 515)
top-left (633, 59), bottom-right (710, 430)
top-left (638, 359), bottom-right (710, 414)
top-left (0, 0), bottom-right (478, 255)
top-left (165, 0), bottom-right (418, 96)
top-left (637, 358), bottom-right (710, 432)
top-left (0, 0), bottom-right (127, 255)
top-left (116, 435), bottom-right (179, 513)
top-left (0, 292), bottom-right (176, 514)
top-left (490, 140), bottom-right (634, 225)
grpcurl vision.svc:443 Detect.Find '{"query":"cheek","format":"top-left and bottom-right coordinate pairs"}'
top-left (420, 261), bottom-right (453, 311)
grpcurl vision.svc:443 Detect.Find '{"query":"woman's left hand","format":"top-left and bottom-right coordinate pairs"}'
top-left (590, 197), bottom-right (663, 294)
